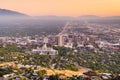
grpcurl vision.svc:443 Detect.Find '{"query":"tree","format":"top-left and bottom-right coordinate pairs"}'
top-left (38, 70), bottom-right (47, 77)
top-left (48, 74), bottom-right (59, 80)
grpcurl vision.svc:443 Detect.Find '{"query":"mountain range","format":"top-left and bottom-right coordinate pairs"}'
top-left (0, 8), bottom-right (120, 20)
top-left (0, 8), bottom-right (28, 17)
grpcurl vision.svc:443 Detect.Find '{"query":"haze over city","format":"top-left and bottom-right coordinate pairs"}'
top-left (0, 0), bottom-right (120, 16)
top-left (0, 0), bottom-right (120, 80)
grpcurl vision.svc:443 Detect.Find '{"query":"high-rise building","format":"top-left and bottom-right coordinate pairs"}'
top-left (57, 35), bottom-right (63, 46)
top-left (44, 37), bottom-right (48, 44)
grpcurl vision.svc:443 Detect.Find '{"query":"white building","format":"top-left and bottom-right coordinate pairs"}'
top-left (31, 37), bottom-right (58, 55)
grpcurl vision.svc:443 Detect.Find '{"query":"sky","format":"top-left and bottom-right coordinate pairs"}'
top-left (0, 0), bottom-right (120, 17)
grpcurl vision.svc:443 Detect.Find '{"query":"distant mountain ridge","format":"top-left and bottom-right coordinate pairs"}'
top-left (105, 16), bottom-right (120, 19)
top-left (34, 15), bottom-right (73, 20)
top-left (78, 15), bottom-right (102, 19)
top-left (0, 8), bottom-right (29, 17)
top-left (0, 9), bottom-right (120, 20)
top-left (79, 15), bottom-right (100, 18)
top-left (78, 15), bottom-right (120, 20)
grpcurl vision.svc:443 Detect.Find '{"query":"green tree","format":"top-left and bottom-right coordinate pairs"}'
top-left (38, 70), bottom-right (47, 77)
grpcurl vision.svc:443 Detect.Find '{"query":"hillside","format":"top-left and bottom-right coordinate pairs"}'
top-left (0, 62), bottom-right (89, 77)
top-left (0, 8), bottom-right (28, 17)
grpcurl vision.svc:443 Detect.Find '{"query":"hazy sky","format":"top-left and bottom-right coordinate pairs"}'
top-left (0, 0), bottom-right (120, 16)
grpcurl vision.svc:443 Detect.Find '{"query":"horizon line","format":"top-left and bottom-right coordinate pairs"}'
top-left (1, 8), bottom-right (120, 17)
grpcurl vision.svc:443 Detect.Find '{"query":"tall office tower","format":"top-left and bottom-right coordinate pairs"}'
top-left (43, 37), bottom-right (48, 49)
top-left (57, 35), bottom-right (63, 46)
top-left (44, 37), bottom-right (48, 44)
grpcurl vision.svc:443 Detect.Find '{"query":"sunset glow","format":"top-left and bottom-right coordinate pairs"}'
top-left (0, 0), bottom-right (120, 16)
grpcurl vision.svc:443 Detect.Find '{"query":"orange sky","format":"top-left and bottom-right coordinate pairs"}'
top-left (0, 0), bottom-right (120, 16)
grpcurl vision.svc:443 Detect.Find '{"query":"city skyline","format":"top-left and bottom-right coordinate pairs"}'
top-left (0, 0), bottom-right (120, 17)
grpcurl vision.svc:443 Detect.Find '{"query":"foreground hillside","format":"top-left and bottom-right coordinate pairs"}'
top-left (0, 62), bottom-right (89, 77)
top-left (0, 44), bottom-right (120, 74)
